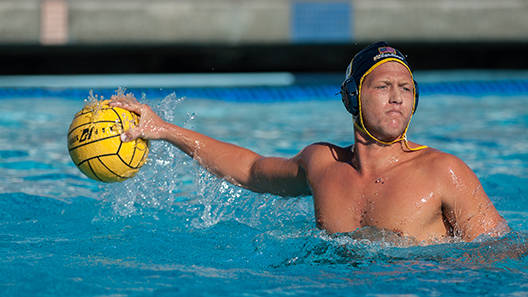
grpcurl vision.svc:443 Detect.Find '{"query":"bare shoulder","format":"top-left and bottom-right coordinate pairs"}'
top-left (297, 142), bottom-right (352, 168)
top-left (416, 147), bottom-right (475, 178)
top-left (415, 147), bottom-right (486, 204)
top-left (400, 146), bottom-right (482, 195)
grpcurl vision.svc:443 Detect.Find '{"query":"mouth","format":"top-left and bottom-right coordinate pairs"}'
top-left (386, 109), bottom-right (402, 116)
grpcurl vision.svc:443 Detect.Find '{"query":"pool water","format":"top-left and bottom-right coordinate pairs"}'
top-left (1, 74), bottom-right (528, 296)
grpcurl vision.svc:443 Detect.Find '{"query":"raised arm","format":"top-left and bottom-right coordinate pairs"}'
top-left (439, 154), bottom-right (510, 241)
top-left (109, 94), bottom-right (311, 197)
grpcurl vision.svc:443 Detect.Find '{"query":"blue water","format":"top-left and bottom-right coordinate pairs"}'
top-left (1, 73), bottom-right (528, 296)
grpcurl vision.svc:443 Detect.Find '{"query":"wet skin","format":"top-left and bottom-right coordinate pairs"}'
top-left (110, 62), bottom-right (508, 244)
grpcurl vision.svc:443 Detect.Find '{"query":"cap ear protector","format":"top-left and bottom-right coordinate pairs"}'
top-left (340, 77), bottom-right (420, 117)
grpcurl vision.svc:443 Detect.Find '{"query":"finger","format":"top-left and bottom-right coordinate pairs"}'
top-left (110, 99), bottom-right (144, 115)
top-left (109, 93), bottom-right (138, 106)
top-left (120, 127), bottom-right (142, 142)
top-left (109, 95), bottom-right (131, 106)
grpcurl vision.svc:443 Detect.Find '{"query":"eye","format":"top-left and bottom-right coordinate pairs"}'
top-left (400, 85), bottom-right (412, 92)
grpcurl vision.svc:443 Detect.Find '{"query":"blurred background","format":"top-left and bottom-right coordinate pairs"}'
top-left (1, 0), bottom-right (528, 74)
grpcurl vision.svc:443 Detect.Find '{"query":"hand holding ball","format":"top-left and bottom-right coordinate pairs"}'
top-left (67, 98), bottom-right (149, 182)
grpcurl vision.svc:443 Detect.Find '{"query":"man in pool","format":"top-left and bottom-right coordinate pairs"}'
top-left (110, 41), bottom-right (509, 243)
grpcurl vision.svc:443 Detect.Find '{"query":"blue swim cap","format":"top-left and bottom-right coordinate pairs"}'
top-left (340, 41), bottom-right (419, 117)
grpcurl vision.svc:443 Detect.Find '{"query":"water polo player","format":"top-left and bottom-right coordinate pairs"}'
top-left (110, 41), bottom-right (509, 243)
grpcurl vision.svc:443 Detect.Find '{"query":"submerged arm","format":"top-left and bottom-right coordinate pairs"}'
top-left (109, 94), bottom-right (311, 197)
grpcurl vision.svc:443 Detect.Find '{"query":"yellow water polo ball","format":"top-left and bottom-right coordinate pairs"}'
top-left (67, 99), bottom-right (149, 182)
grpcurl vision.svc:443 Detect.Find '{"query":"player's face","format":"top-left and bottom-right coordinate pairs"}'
top-left (359, 61), bottom-right (415, 142)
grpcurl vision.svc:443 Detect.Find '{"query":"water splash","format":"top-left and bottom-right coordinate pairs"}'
top-left (99, 91), bottom-right (314, 236)
top-left (100, 92), bottom-right (190, 218)
top-left (79, 89), bottom-right (135, 135)
top-left (82, 90), bottom-right (106, 122)
top-left (275, 228), bottom-right (528, 270)
top-left (156, 92), bottom-right (185, 123)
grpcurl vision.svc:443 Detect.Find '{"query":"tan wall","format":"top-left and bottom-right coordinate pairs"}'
top-left (68, 0), bottom-right (290, 44)
top-left (0, 0), bottom-right (40, 43)
top-left (0, 0), bottom-right (527, 44)
top-left (354, 0), bottom-right (528, 41)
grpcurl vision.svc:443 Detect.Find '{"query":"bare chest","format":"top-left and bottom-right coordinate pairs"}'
top-left (309, 164), bottom-right (447, 241)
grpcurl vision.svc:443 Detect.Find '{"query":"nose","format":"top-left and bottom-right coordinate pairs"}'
top-left (388, 86), bottom-right (403, 105)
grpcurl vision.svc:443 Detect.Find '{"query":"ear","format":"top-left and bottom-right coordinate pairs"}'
top-left (341, 78), bottom-right (359, 116)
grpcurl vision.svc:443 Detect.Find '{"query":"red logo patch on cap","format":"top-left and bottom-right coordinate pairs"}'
top-left (378, 47), bottom-right (396, 54)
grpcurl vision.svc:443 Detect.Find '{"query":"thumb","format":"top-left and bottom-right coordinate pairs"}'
top-left (120, 127), bottom-right (141, 142)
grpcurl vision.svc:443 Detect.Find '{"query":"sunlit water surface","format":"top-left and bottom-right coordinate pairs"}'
top-left (1, 86), bottom-right (527, 296)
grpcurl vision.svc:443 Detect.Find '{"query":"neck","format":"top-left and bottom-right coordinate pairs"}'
top-left (351, 128), bottom-right (406, 174)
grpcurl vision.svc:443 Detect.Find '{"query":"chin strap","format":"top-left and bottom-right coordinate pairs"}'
top-left (402, 135), bottom-right (428, 152)
top-left (353, 121), bottom-right (428, 152)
